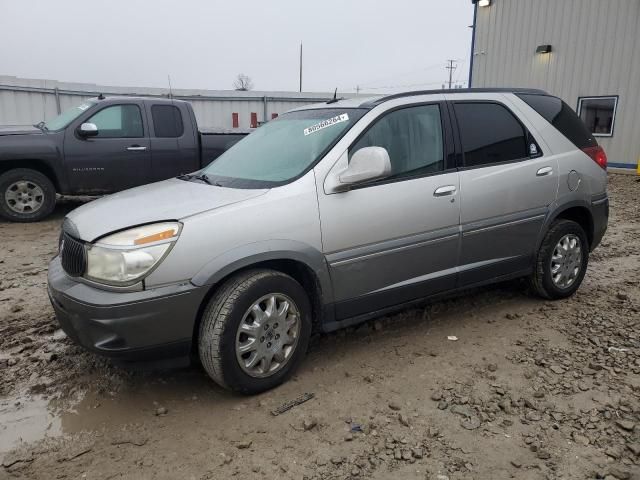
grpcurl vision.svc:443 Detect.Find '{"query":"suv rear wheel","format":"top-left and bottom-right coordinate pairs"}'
top-left (530, 219), bottom-right (589, 299)
top-left (198, 269), bottom-right (312, 394)
top-left (0, 168), bottom-right (56, 222)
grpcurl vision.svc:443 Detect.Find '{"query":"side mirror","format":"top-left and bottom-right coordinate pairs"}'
top-left (338, 146), bottom-right (392, 186)
top-left (78, 122), bottom-right (98, 138)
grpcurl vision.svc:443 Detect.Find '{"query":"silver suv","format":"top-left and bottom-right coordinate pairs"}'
top-left (48, 89), bottom-right (609, 394)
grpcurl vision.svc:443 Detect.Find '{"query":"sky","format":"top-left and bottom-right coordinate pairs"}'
top-left (0, 0), bottom-right (474, 94)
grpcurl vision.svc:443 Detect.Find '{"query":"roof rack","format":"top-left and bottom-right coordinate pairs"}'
top-left (361, 87), bottom-right (549, 108)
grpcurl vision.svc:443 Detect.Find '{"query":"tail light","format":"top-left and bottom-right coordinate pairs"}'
top-left (582, 146), bottom-right (607, 170)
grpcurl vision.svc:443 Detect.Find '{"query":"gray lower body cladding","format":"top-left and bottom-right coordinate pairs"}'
top-left (47, 257), bottom-right (207, 362)
top-left (591, 195), bottom-right (609, 251)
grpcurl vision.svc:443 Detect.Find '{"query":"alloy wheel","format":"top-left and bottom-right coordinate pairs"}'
top-left (235, 293), bottom-right (301, 378)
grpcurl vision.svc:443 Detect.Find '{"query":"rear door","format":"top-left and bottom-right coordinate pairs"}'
top-left (446, 93), bottom-right (558, 286)
top-left (147, 102), bottom-right (200, 181)
top-left (64, 102), bottom-right (151, 193)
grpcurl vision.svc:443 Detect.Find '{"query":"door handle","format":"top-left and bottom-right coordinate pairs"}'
top-left (126, 146), bottom-right (147, 151)
top-left (434, 185), bottom-right (457, 197)
top-left (536, 166), bottom-right (553, 176)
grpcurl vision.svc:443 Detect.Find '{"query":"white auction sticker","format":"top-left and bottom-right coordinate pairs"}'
top-left (304, 113), bottom-right (349, 136)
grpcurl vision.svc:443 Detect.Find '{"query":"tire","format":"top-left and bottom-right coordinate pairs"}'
top-left (0, 168), bottom-right (56, 222)
top-left (530, 219), bottom-right (589, 300)
top-left (198, 269), bottom-right (312, 394)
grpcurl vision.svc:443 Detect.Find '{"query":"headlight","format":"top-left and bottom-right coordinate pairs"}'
top-left (86, 222), bottom-right (181, 286)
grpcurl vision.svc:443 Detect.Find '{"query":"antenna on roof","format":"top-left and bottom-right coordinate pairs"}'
top-left (326, 88), bottom-right (341, 104)
top-left (167, 75), bottom-right (173, 99)
top-left (97, 93), bottom-right (105, 100)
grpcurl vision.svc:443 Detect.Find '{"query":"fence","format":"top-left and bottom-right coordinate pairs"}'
top-left (0, 75), bottom-right (336, 129)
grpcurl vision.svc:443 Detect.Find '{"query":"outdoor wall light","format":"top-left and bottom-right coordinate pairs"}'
top-left (478, 0), bottom-right (491, 7)
top-left (536, 44), bottom-right (552, 54)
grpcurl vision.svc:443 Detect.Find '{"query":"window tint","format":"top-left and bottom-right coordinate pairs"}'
top-left (454, 102), bottom-right (528, 167)
top-left (349, 105), bottom-right (444, 179)
top-left (152, 105), bottom-right (184, 138)
top-left (87, 105), bottom-right (143, 138)
top-left (577, 96), bottom-right (617, 137)
top-left (516, 94), bottom-right (597, 148)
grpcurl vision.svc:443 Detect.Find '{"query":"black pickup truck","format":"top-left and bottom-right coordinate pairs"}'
top-left (0, 96), bottom-right (249, 222)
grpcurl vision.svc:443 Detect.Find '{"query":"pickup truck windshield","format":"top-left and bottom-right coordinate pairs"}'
top-left (44, 102), bottom-right (95, 131)
top-left (201, 108), bottom-right (366, 188)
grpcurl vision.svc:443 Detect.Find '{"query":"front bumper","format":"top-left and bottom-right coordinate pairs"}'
top-left (47, 257), bottom-right (208, 363)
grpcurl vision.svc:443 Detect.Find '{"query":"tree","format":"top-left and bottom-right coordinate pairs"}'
top-left (233, 74), bottom-right (254, 91)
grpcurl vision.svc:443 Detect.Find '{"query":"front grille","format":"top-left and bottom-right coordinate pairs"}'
top-left (60, 232), bottom-right (87, 277)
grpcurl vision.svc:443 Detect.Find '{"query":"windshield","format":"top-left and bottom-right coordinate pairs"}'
top-left (44, 101), bottom-right (95, 131)
top-left (201, 108), bottom-right (367, 188)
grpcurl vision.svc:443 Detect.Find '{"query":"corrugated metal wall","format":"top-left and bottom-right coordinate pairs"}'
top-left (471, 0), bottom-right (640, 168)
top-left (0, 76), bottom-right (336, 129)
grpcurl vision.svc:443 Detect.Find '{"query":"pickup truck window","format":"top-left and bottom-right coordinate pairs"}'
top-left (151, 105), bottom-right (184, 138)
top-left (201, 108), bottom-right (367, 187)
top-left (44, 102), bottom-right (95, 131)
top-left (87, 105), bottom-right (144, 138)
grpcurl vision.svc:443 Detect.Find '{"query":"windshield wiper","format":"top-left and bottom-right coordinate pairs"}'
top-left (193, 173), bottom-right (213, 185)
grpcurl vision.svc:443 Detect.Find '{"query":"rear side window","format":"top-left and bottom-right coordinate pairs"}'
top-left (454, 102), bottom-right (528, 167)
top-left (151, 105), bottom-right (184, 138)
top-left (516, 94), bottom-right (597, 148)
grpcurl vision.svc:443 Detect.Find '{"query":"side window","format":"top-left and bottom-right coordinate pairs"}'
top-left (349, 105), bottom-right (444, 179)
top-left (151, 105), bottom-right (184, 138)
top-left (454, 102), bottom-right (528, 167)
top-left (516, 93), bottom-right (597, 149)
top-left (87, 105), bottom-right (143, 138)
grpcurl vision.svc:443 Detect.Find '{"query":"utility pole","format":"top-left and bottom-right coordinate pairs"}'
top-left (445, 59), bottom-right (457, 89)
top-left (299, 43), bottom-right (303, 93)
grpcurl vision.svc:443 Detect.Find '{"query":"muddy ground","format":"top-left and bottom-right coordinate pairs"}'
top-left (0, 174), bottom-right (639, 480)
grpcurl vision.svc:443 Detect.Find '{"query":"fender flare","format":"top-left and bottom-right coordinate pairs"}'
top-left (190, 239), bottom-right (335, 305)
top-left (535, 199), bottom-right (594, 251)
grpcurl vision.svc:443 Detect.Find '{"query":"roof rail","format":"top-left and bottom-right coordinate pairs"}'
top-left (361, 87), bottom-right (549, 107)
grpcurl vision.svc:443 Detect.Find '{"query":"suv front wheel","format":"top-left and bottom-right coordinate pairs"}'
top-left (530, 219), bottom-right (589, 299)
top-left (198, 269), bottom-right (312, 394)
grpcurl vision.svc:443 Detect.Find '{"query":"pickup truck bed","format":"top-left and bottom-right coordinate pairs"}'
top-left (200, 128), bottom-right (252, 168)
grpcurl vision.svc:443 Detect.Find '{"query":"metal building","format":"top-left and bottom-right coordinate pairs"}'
top-left (0, 75), bottom-right (336, 129)
top-left (469, 0), bottom-right (640, 172)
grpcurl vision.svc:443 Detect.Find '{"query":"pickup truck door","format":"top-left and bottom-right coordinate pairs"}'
top-left (64, 102), bottom-right (151, 194)
top-left (146, 102), bottom-right (200, 181)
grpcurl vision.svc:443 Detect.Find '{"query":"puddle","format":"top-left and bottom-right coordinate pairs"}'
top-left (0, 368), bottom-right (233, 462)
top-left (0, 393), bottom-right (61, 462)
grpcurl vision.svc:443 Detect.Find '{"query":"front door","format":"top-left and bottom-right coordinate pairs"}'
top-left (448, 96), bottom-right (558, 285)
top-left (64, 103), bottom-right (151, 194)
top-left (317, 102), bottom-right (461, 320)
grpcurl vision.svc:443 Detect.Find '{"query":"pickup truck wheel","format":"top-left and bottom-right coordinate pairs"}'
top-left (198, 269), bottom-right (312, 394)
top-left (530, 219), bottom-right (589, 300)
top-left (0, 168), bottom-right (56, 222)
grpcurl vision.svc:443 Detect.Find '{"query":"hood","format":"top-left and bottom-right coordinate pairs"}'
top-left (0, 125), bottom-right (43, 136)
top-left (66, 178), bottom-right (268, 241)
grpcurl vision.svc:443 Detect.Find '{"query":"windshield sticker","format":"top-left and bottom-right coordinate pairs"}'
top-left (77, 103), bottom-right (91, 111)
top-left (304, 113), bottom-right (349, 136)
